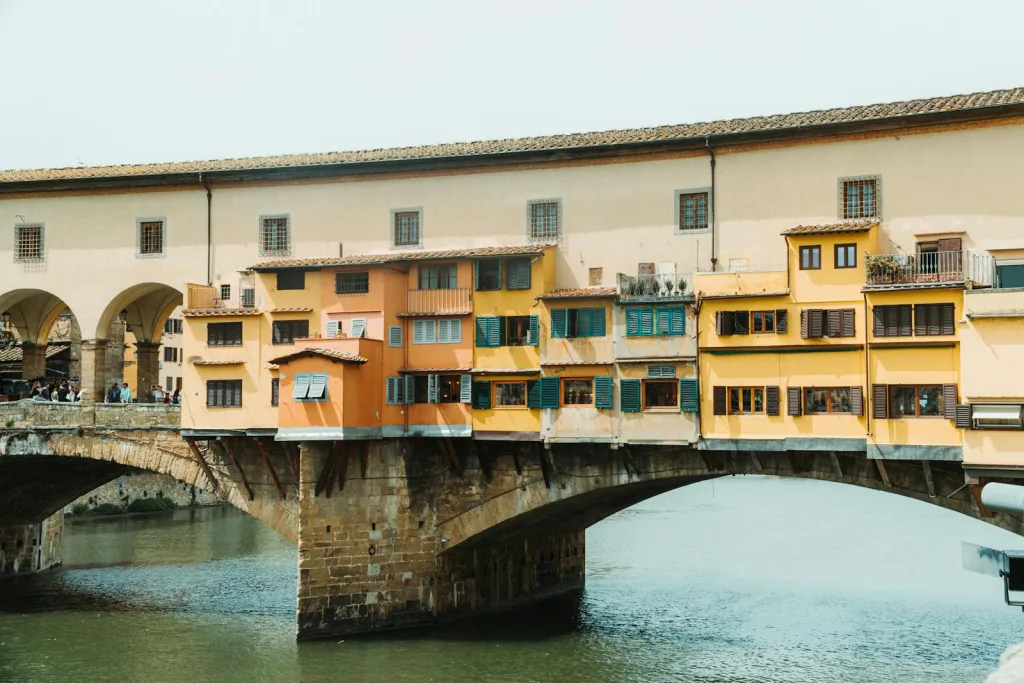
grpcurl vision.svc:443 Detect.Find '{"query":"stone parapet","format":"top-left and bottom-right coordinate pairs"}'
top-left (0, 400), bottom-right (180, 429)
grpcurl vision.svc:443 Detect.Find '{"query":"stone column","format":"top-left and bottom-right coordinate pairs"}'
top-left (80, 339), bottom-right (108, 406)
top-left (19, 343), bottom-right (47, 379)
top-left (104, 320), bottom-right (125, 389)
top-left (134, 341), bottom-right (161, 403)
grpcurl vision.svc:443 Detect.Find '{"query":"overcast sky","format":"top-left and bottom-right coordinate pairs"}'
top-left (1, 0), bottom-right (1022, 171)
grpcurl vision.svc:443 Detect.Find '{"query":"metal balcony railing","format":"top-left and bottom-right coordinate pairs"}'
top-left (617, 273), bottom-right (692, 302)
top-left (406, 288), bottom-right (473, 315)
top-left (865, 251), bottom-right (994, 288)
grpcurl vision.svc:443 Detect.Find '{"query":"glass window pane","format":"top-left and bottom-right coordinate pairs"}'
top-left (829, 388), bottom-right (851, 413)
top-left (890, 387), bottom-right (916, 418)
top-left (920, 386), bottom-right (942, 416)
top-left (753, 388), bottom-right (763, 412)
top-left (563, 379), bottom-right (593, 405)
top-left (729, 388), bottom-right (740, 413)
top-left (805, 389), bottom-right (827, 414)
top-left (645, 380), bottom-right (678, 408)
top-left (495, 382), bottom-right (526, 406)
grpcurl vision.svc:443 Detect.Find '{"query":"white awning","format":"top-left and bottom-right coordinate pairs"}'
top-left (973, 404), bottom-right (1023, 422)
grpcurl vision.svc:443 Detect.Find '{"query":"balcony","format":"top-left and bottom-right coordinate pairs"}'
top-left (404, 288), bottom-right (473, 316)
top-left (865, 251), bottom-right (994, 289)
top-left (186, 284), bottom-right (258, 310)
top-left (617, 273), bottom-right (692, 303)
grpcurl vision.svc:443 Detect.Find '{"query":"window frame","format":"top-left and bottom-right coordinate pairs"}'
top-left (437, 375), bottom-right (463, 404)
top-left (799, 245), bottom-right (821, 270)
top-left (642, 379), bottom-right (679, 411)
top-left (675, 188), bottom-right (712, 233)
top-left (391, 208), bottom-right (423, 249)
top-left (13, 223), bottom-right (45, 263)
top-left (995, 260), bottom-right (1024, 290)
top-left (258, 214), bottom-right (291, 257)
top-left (418, 263), bottom-right (458, 290)
top-left (271, 378), bottom-right (279, 406)
top-left (207, 322), bottom-right (243, 347)
top-left (335, 271), bottom-right (370, 295)
top-left (752, 310), bottom-right (775, 333)
top-left (475, 259), bottom-right (502, 291)
top-left (727, 386), bottom-right (765, 415)
top-left (272, 319), bottom-right (310, 345)
top-left (803, 387), bottom-right (853, 415)
top-left (561, 378), bottom-right (595, 407)
top-left (505, 316), bottom-right (531, 347)
top-left (834, 243), bottom-right (857, 269)
top-left (276, 269), bottom-right (305, 291)
top-left (493, 381), bottom-right (528, 409)
top-left (206, 379), bottom-right (243, 408)
top-left (527, 199), bottom-right (562, 243)
top-left (136, 217), bottom-right (167, 258)
top-left (888, 385), bottom-right (944, 419)
top-left (839, 176), bottom-right (881, 220)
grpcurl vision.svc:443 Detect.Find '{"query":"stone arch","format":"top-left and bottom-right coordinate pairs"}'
top-left (95, 282), bottom-right (183, 343)
top-left (0, 288), bottom-right (83, 380)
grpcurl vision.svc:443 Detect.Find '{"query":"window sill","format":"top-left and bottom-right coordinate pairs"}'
top-left (644, 407), bottom-right (680, 412)
top-left (493, 405), bottom-right (529, 410)
top-left (391, 243), bottom-right (424, 251)
top-left (136, 252), bottom-right (167, 259)
top-left (562, 403), bottom-right (595, 408)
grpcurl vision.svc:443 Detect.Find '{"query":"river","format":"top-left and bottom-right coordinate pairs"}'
top-left (0, 476), bottom-right (1020, 682)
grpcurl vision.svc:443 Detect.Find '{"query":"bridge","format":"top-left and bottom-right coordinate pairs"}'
top-left (1, 402), bottom-right (1020, 639)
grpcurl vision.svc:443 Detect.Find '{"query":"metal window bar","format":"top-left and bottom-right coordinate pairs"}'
top-left (530, 202), bottom-right (560, 241)
top-left (260, 218), bottom-right (290, 256)
top-left (394, 212), bottom-right (420, 247)
top-left (679, 192), bottom-right (709, 230)
top-left (843, 179), bottom-right (876, 219)
top-left (139, 221), bottom-right (164, 255)
top-left (335, 272), bottom-right (370, 295)
top-left (15, 225), bottom-right (43, 262)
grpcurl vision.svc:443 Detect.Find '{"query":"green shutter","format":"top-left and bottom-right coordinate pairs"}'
top-left (626, 309), bottom-right (641, 336)
top-left (475, 317), bottom-right (490, 347)
top-left (474, 260), bottom-right (480, 290)
top-left (551, 309), bottom-right (568, 338)
top-left (540, 376), bottom-right (560, 409)
top-left (594, 376), bottom-right (613, 408)
top-left (656, 308), bottom-right (671, 335)
top-left (487, 316), bottom-right (502, 347)
top-left (576, 308), bottom-right (592, 337)
top-left (527, 380), bottom-right (542, 408)
top-left (506, 258), bottom-right (531, 290)
top-left (528, 315), bottom-right (539, 346)
top-left (472, 381), bottom-right (491, 409)
top-left (679, 378), bottom-right (699, 412)
top-left (639, 308), bottom-right (654, 336)
top-left (620, 379), bottom-right (641, 413)
top-left (589, 308), bottom-right (606, 337)
top-left (656, 307), bottom-right (685, 335)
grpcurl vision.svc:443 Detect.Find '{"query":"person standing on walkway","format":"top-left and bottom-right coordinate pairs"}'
top-left (153, 385), bottom-right (164, 403)
top-left (119, 382), bottom-right (132, 403)
top-left (107, 383), bottom-right (120, 403)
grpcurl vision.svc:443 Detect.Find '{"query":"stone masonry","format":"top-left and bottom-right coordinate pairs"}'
top-left (0, 511), bottom-right (62, 578)
top-left (65, 471), bottom-right (222, 513)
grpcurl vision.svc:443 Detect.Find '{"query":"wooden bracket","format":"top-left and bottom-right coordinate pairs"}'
top-left (220, 437), bottom-right (254, 501)
top-left (622, 444), bottom-right (639, 478)
top-left (829, 452), bottom-right (844, 479)
top-left (315, 442), bottom-right (342, 497)
top-left (476, 443), bottom-right (491, 482)
top-left (185, 437), bottom-right (218, 491)
top-left (360, 441), bottom-right (368, 479)
top-left (969, 483), bottom-right (993, 517)
top-left (281, 441), bottom-right (300, 481)
top-left (512, 444), bottom-right (523, 476)
top-left (921, 461), bottom-right (936, 498)
top-left (336, 443), bottom-right (350, 493)
top-left (256, 438), bottom-right (285, 500)
top-left (874, 459), bottom-right (892, 488)
top-left (437, 437), bottom-right (463, 477)
top-left (748, 452), bottom-right (764, 474)
top-left (541, 443), bottom-right (561, 489)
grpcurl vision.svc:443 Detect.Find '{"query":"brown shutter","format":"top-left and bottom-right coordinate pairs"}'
top-left (898, 305), bottom-right (913, 336)
top-left (809, 309), bottom-right (824, 338)
top-left (734, 311), bottom-right (750, 335)
top-left (850, 386), bottom-right (863, 416)
top-left (712, 386), bottom-right (727, 415)
top-left (716, 311), bottom-right (725, 335)
top-left (800, 310), bottom-right (809, 338)
top-left (872, 384), bottom-right (888, 419)
top-left (873, 307), bottom-right (885, 337)
top-left (775, 309), bottom-right (788, 334)
top-left (787, 387), bottom-right (802, 416)
top-left (842, 309), bottom-right (855, 338)
top-left (827, 309), bottom-right (841, 338)
top-left (914, 304), bottom-right (927, 335)
top-left (942, 384), bottom-right (958, 419)
top-left (765, 386), bottom-right (780, 416)
top-left (938, 237), bottom-right (962, 252)
top-left (955, 404), bottom-right (972, 429)
top-left (940, 303), bottom-right (955, 335)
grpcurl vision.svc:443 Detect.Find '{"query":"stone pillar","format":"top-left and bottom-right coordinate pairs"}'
top-left (81, 339), bottom-right (108, 405)
top-left (134, 341), bottom-right (161, 403)
top-left (19, 343), bottom-right (47, 379)
top-left (104, 320), bottom-right (125, 390)
top-left (0, 511), bottom-right (62, 577)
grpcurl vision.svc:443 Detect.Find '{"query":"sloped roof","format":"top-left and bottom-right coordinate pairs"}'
top-left (782, 220), bottom-right (878, 236)
top-left (0, 343), bottom-right (69, 363)
top-left (269, 347), bottom-right (368, 365)
top-left (251, 244), bottom-right (547, 270)
top-left (4, 87), bottom-right (1023, 185)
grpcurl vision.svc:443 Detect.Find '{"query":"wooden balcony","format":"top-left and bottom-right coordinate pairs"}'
top-left (186, 283), bottom-right (218, 309)
top-left (865, 251), bottom-right (994, 289)
top-left (404, 288), bottom-right (472, 316)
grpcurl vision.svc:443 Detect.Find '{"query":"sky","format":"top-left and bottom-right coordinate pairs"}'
top-left (1, 0), bottom-right (1023, 171)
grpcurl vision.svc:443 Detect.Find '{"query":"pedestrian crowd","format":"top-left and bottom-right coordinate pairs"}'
top-left (26, 381), bottom-right (182, 404)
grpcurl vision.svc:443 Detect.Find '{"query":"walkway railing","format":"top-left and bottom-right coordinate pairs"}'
top-left (865, 250), bottom-right (994, 288)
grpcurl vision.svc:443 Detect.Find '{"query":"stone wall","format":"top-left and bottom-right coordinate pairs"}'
top-left (66, 472), bottom-right (222, 513)
top-left (0, 399), bottom-right (180, 428)
top-left (0, 511), bottom-right (62, 578)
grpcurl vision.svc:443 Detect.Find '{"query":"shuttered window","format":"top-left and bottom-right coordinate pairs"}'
top-left (733, 311), bottom-right (750, 335)
top-left (715, 311), bottom-right (749, 335)
top-left (385, 376), bottom-right (410, 405)
top-left (292, 374), bottom-right (311, 400)
top-left (914, 303), bottom-right (956, 336)
top-left (620, 379), bottom-right (642, 413)
top-left (712, 386), bottom-right (727, 415)
top-left (207, 322), bottom-right (243, 346)
top-left (527, 380), bottom-right (542, 409)
top-left (437, 318), bottom-right (462, 344)
top-left (647, 365), bottom-right (676, 379)
top-left (475, 260), bottom-right (502, 291)
top-left (505, 258), bottom-right (532, 290)
top-left (540, 376), bottom-right (561, 408)
top-left (802, 309), bottom-right (855, 338)
top-left (872, 384), bottom-right (888, 419)
top-left (388, 325), bottom-right (403, 347)
top-left (307, 374), bottom-right (328, 401)
top-left (656, 307), bottom-right (685, 335)
top-left (594, 376), bottom-right (613, 409)
top-left (955, 404), bottom-right (974, 429)
top-left (460, 374), bottom-right (473, 403)
top-left (475, 316), bottom-right (505, 347)
top-left (528, 315), bottom-right (539, 346)
top-left (679, 378), bottom-right (699, 413)
top-left (348, 318), bottom-right (366, 339)
top-left (776, 309), bottom-right (788, 334)
top-left (271, 378), bottom-right (279, 406)
top-left (324, 320), bottom-right (341, 338)
top-left (207, 380), bottom-right (242, 408)
top-left (787, 387), bottom-right (802, 416)
top-left (850, 387), bottom-right (863, 416)
top-left (550, 308), bottom-right (605, 338)
top-left (413, 319), bottom-right (437, 344)
top-left (873, 305), bottom-right (913, 337)
top-left (472, 381), bottom-right (492, 410)
top-left (765, 386), bottom-right (780, 416)
top-left (272, 320), bottom-right (309, 344)
top-left (626, 308), bottom-right (654, 337)
top-left (942, 384), bottom-right (958, 419)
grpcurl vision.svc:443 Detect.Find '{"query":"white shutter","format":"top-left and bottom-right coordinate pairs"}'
top-left (437, 319), bottom-right (451, 344)
top-left (413, 320), bottom-right (426, 344)
top-left (424, 319), bottom-right (437, 344)
top-left (447, 319), bottom-right (462, 344)
top-left (292, 373), bottom-right (311, 400)
top-left (404, 375), bottom-right (416, 404)
top-left (349, 318), bottom-right (366, 339)
top-left (307, 374), bottom-right (327, 400)
top-left (388, 325), bottom-right (403, 347)
top-left (324, 320), bottom-right (340, 338)
top-left (428, 374), bottom-right (439, 404)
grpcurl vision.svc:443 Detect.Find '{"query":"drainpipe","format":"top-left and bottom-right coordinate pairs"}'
top-left (199, 173), bottom-right (213, 286)
top-left (694, 296), bottom-right (702, 441)
top-left (863, 292), bottom-right (871, 436)
top-left (705, 138), bottom-right (718, 273)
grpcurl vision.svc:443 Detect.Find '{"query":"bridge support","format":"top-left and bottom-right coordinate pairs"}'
top-left (80, 339), bottom-right (108, 405)
top-left (19, 343), bottom-right (47, 380)
top-left (133, 341), bottom-right (161, 403)
top-left (0, 512), bottom-right (63, 578)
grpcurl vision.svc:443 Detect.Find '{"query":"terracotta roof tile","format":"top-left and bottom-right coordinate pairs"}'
top-left (0, 344), bottom-right (69, 363)
top-left (191, 359), bottom-right (246, 366)
top-left (269, 307), bottom-right (313, 313)
top-left (538, 287), bottom-right (617, 299)
top-left (269, 347), bottom-right (368, 365)
top-left (251, 244), bottom-right (547, 270)
top-left (782, 220), bottom-right (878, 236)
top-left (183, 308), bottom-right (262, 317)
top-left (398, 367), bottom-right (472, 374)
top-left (6, 87), bottom-right (1022, 184)
top-left (471, 368), bottom-right (541, 375)
top-left (539, 360), bottom-right (614, 366)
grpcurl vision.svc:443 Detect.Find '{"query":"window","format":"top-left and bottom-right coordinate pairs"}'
top-left (494, 382), bottom-right (527, 408)
top-left (272, 320), bottom-right (309, 344)
top-left (271, 378), bottom-right (279, 406)
top-left (589, 268), bottom-right (603, 286)
top-left (392, 210), bottom-right (421, 248)
top-left (715, 310), bottom-right (751, 335)
top-left (971, 404), bottom-right (1024, 430)
top-left (677, 191), bottom-right (710, 231)
top-left (996, 262), bottom-right (1024, 289)
top-left (800, 309), bottom-right (855, 338)
top-left (412, 319), bottom-right (437, 344)
top-left (873, 305), bottom-right (913, 337)
top-left (413, 376), bottom-right (431, 404)
top-left (476, 260), bottom-right (502, 291)
top-left (550, 308), bottom-right (606, 338)
top-left (644, 380), bottom-right (679, 409)
top-left (206, 380), bottom-right (242, 408)
top-left (506, 258), bottom-right (531, 290)
top-left (14, 224), bottom-right (44, 262)
top-left (562, 379), bottom-right (594, 406)
top-left (277, 270), bottom-right (305, 290)
top-left (207, 322), bottom-right (242, 346)
top-left (241, 288), bottom-right (256, 308)
top-left (163, 347), bottom-right (176, 362)
top-left (835, 243), bottom-right (856, 269)
top-left (164, 319), bottom-right (183, 335)
top-left (914, 303), bottom-right (956, 336)
top-left (336, 272), bottom-right (370, 295)
top-left (626, 308), bottom-right (655, 336)
top-left (804, 387), bottom-right (852, 414)
top-left (419, 264), bottom-right (457, 290)
top-left (841, 177), bottom-right (878, 219)
top-left (528, 200), bottom-right (561, 242)
top-left (752, 311), bottom-right (775, 333)
top-left (916, 241), bottom-right (939, 274)
top-left (889, 385), bottom-right (942, 418)
top-left (388, 325), bottom-right (403, 347)
top-left (438, 375), bottom-right (462, 403)
top-left (506, 316), bottom-right (531, 346)
top-left (259, 215), bottom-right (290, 256)
top-left (219, 284), bottom-right (231, 302)
top-left (800, 245), bottom-right (821, 270)
top-left (728, 387), bottom-right (764, 414)
top-left (437, 318), bottom-right (461, 344)
top-left (138, 219), bottom-right (165, 256)
top-left (292, 373), bottom-right (328, 402)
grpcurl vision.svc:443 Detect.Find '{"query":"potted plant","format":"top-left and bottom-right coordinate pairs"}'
top-left (677, 277), bottom-right (688, 295)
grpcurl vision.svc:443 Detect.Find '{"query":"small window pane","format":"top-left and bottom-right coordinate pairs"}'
top-left (563, 379), bottom-right (593, 405)
top-left (335, 272), bottom-right (370, 294)
top-left (644, 380), bottom-right (678, 408)
top-left (438, 375), bottom-right (461, 403)
top-left (506, 316), bottom-right (530, 346)
top-left (678, 192), bottom-right (709, 230)
top-left (260, 217), bottom-right (290, 256)
top-left (139, 221), bottom-right (164, 255)
top-left (494, 382), bottom-right (527, 407)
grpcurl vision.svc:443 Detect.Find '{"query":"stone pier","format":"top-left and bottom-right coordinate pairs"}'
top-left (0, 511), bottom-right (63, 577)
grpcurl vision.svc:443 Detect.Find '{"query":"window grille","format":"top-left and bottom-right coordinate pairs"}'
top-left (528, 201), bottom-right (560, 241)
top-left (219, 284), bottom-right (231, 303)
top-left (139, 220), bottom-right (164, 255)
top-left (842, 178), bottom-right (878, 219)
top-left (14, 224), bottom-right (43, 262)
top-left (259, 216), bottom-right (290, 256)
top-left (678, 192), bottom-right (709, 230)
top-left (335, 272), bottom-right (369, 295)
top-left (393, 211), bottom-right (421, 247)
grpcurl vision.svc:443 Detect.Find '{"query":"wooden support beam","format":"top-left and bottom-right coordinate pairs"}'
top-left (185, 437), bottom-right (218, 491)
top-left (829, 453), bottom-right (844, 479)
top-left (874, 459), bottom-right (892, 488)
top-left (543, 443), bottom-right (561, 489)
top-left (360, 441), bottom-right (368, 479)
top-left (220, 437), bottom-right (254, 501)
top-left (477, 444), bottom-right (491, 482)
top-left (442, 437), bottom-right (463, 477)
top-left (921, 461), bottom-right (936, 498)
top-left (539, 443), bottom-right (552, 488)
top-left (512, 443), bottom-right (523, 476)
top-left (622, 444), bottom-right (639, 478)
top-left (969, 483), bottom-right (994, 518)
top-left (336, 445), bottom-right (350, 493)
top-left (325, 442), bottom-right (347, 498)
top-left (315, 442), bottom-right (340, 497)
top-left (282, 441), bottom-right (300, 481)
top-left (748, 452), bottom-right (764, 474)
top-left (255, 438), bottom-right (285, 500)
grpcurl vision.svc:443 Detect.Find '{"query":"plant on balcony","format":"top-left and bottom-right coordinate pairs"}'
top-left (867, 254), bottom-right (912, 282)
top-left (677, 277), bottom-right (688, 294)
top-left (659, 277), bottom-right (671, 295)
top-left (643, 277), bottom-right (657, 296)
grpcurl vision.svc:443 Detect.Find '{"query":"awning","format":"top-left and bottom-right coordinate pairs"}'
top-left (973, 404), bottom-right (1024, 422)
